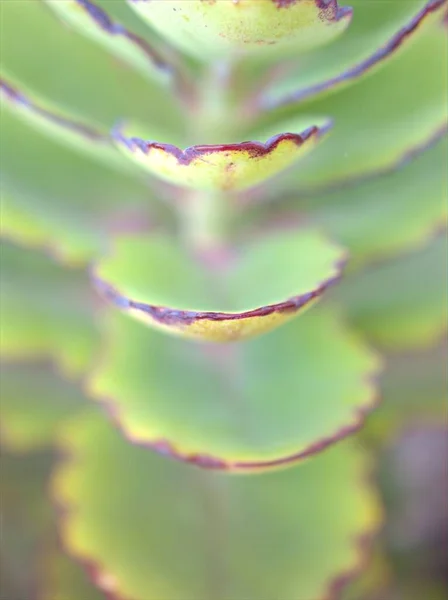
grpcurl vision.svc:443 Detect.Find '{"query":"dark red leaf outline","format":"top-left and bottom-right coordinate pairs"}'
top-left (263, 0), bottom-right (448, 110)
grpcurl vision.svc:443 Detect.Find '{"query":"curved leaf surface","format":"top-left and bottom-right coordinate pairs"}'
top-left (259, 20), bottom-right (448, 191)
top-left (43, 0), bottom-right (173, 84)
top-left (0, 243), bottom-right (99, 376)
top-left (1, 109), bottom-right (160, 265)
top-left (250, 135), bottom-right (447, 267)
top-left (0, 448), bottom-right (104, 600)
top-left (88, 307), bottom-right (379, 470)
top-left (71, 0), bottom-right (166, 38)
top-left (0, 0), bottom-right (183, 135)
top-left (365, 343), bottom-right (447, 444)
top-left (128, 0), bottom-right (352, 61)
top-left (340, 544), bottom-right (391, 600)
top-left (335, 236), bottom-right (447, 350)
top-left (41, 538), bottom-right (107, 600)
top-left (307, 137), bottom-right (448, 266)
top-left (0, 451), bottom-right (55, 600)
top-left (54, 409), bottom-right (380, 600)
top-left (0, 78), bottom-right (119, 169)
top-left (1, 191), bottom-right (51, 255)
top-left (113, 119), bottom-right (331, 192)
top-left (264, 0), bottom-right (446, 108)
top-left (0, 363), bottom-right (88, 453)
top-left (93, 230), bottom-right (345, 342)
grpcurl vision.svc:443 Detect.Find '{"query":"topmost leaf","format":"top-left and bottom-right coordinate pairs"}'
top-left (128, 0), bottom-right (352, 60)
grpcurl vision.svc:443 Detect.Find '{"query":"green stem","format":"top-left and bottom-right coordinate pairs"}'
top-left (180, 189), bottom-right (230, 257)
top-left (180, 60), bottom-right (237, 256)
top-left (194, 60), bottom-right (234, 144)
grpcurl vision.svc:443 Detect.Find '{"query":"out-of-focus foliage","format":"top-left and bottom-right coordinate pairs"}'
top-left (53, 409), bottom-right (379, 600)
top-left (0, 242), bottom-right (99, 376)
top-left (0, 0), bottom-right (446, 598)
top-left (87, 307), bottom-right (379, 469)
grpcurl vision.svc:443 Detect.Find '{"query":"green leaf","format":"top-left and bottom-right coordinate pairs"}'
top-left (364, 343), bottom-right (447, 444)
top-left (0, 109), bottom-right (163, 264)
top-left (334, 236), bottom-right (447, 350)
top-left (54, 409), bottom-right (381, 600)
top-left (0, 191), bottom-right (51, 253)
top-left (259, 18), bottom-right (448, 191)
top-left (264, 0), bottom-right (446, 108)
top-left (0, 448), bottom-right (104, 600)
top-left (0, 451), bottom-right (55, 600)
top-left (93, 230), bottom-right (345, 342)
top-left (0, 242), bottom-right (99, 377)
top-left (78, 0), bottom-right (164, 36)
top-left (128, 0), bottom-right (352, 61)
top-left (41, 538), bottom-right (107, 600)
top-left (309, 137), bottom-right (447, 266)
top-left (113, 119), bottom-right (332, 192)
top-left (0, 77), bottom-right (120, 169)
top-left (0, 0), bottom-right (183, 134)
top-left (43, 0), bottom-right (174, 84)
top-left (87, 307), bottom-right (379, 470)
top-left (249, 135), bottom-right (447, 268)
top-left (340, 543), bottom-right (391, 600)
top-left (0, 363), bottom-right (89, 453)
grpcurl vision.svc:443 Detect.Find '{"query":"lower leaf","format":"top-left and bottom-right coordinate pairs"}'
top-left (334, 235), bottom-right (447, 351)
top-left (53, 408), bottom-right (381, 600)
top-left (87, 307), bottom-right (380, 471)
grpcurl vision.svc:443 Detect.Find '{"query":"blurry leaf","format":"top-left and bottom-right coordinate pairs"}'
top-left (93, 230), bottom-right (345, 342)
top-left (261, 20), bottom-right (448, 191)
top-left (128, 0), bottom-right (352, 61)
top-left (113, 119), bottom-right (332, 192)
top-left (364, 343), bottom-right (447, 444)
top-left (0, 242), bottom-right (99, 377)
top-left (341, 543), bottom-right (392, 600)
top-left (54, 409), bottom-right (380, 600)
top-left (0, 78), bottom-right (121, 169)
top-left (43, 0), bottom-right (174, 84)
top-left (88, 307), bottom-right (379, 470)
top-left (0, 448), bottom-right (104, 600)
top-left (0, 451), bottom-right (55, 600)
top-left (308, 137), bottom-right (447, 266)
top-left (264, 0), bottom-right (446, 108)
top-left (41, 538), bottom-right (107, 600)
top-left (334, 236), bottom-right (447, 350)
top-left (79, 0), bottom-right (165, 38)
top-left (250, 135), bottom-right (447, 267)
top-left (0, 0), bottom-right (183, 135)
top-left (1, 109), bottom-right (162, 264)
top-left (1, 191), bottom-right (50, 253)
top-left (0, 363), bottom-right (89, 453)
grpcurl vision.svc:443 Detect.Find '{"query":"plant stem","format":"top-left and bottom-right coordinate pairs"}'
top-left (180, 61), bottom-right (237, 257)
top-left (180, 189), bottom-right (231, 259)
top-left (194, 60), bottom-right (235, 144)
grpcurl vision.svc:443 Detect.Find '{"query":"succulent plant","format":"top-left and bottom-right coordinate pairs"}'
top-left (0, 1), bottom-right (446, 599)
